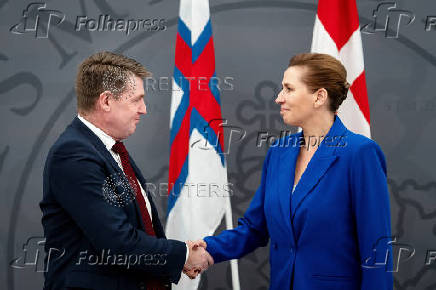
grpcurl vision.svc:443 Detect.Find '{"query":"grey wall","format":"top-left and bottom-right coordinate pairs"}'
top-left (1, 0), bottom-right (436, 289)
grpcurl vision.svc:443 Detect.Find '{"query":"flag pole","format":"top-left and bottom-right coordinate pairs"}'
top-left (225, 197), bottom-right (240, 290)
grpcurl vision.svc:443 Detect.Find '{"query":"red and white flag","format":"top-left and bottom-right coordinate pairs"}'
top-left (311, 0), bottom-right (371, 137)
top-left (166, 0), bottom-right (240, 289)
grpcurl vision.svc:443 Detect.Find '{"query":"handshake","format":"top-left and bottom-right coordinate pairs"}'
top-left (183, 240), bottom-right (214, 279)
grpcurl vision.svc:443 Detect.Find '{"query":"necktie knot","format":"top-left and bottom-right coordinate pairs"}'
top-left (112, 141), bottom-right (127, 155)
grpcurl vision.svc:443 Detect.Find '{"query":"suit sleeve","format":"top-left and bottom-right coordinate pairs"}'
top-left (48, 142), bottom-right (186, 283)
top-left (203, 149), bottom-right (272, 263)
top-left (350, 141), bottom-right (393, 290)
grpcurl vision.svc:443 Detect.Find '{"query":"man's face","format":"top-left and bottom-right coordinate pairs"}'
top-left (107, 75), bottom-right (146, 140)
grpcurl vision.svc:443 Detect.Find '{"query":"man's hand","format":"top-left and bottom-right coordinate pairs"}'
top-left (191, 239), bottom-right (207, 249)
top-left (183, 240), bottom-right (214, 279)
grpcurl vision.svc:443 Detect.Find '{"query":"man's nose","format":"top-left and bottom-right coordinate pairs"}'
top-left (139, 98), bottom-right (147, 114)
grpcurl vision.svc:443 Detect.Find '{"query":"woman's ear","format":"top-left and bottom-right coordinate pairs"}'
top-left (313, 88), bottom-right (328, 109)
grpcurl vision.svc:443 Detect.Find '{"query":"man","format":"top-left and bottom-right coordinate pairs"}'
top-left (40, 51), bottom-right (211, 290)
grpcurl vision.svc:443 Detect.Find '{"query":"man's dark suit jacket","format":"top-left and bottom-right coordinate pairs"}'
top-left (40, 117), bottom-right (186, 290)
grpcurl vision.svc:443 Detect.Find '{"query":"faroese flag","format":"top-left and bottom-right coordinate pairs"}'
top-left (166, 0), bottom-right (231, 288)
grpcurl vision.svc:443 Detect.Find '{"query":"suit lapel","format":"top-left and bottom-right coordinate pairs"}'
top-left (71, 117), bottom-right (124, 176)
top-left (290, 115), bottom-right (347, 220)
top-left (290, 155), bottom-right (338, 219)
top-left (72, 117), bottom-right (160, 234)
top-left (278, 132), bottom-right (301, 242)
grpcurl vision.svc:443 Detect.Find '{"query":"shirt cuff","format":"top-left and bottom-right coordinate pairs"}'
top-left (185, 243), bottom-right (189, 264)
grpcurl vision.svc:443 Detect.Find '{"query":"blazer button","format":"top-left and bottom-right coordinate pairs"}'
top-left (273, 242), bottom-right (278, 249)
top-left (290, 247), bottom-right (293, 254)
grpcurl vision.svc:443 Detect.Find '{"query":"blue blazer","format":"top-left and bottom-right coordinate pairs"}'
top-left (40, 117), bottom-right (186, 290)
top-left (204, 116), bottom-right (393, 290)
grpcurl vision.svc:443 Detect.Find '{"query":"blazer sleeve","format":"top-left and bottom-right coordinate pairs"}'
top-left (203, 148), bottom-right (272, 263)
top-left (350, 141), bottom-right (393, 290)
top-left (48, 141), bottom-right (186, 283)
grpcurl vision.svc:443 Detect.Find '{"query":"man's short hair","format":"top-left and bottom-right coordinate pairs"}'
top-left (75, 51), bottom-right (150, 113)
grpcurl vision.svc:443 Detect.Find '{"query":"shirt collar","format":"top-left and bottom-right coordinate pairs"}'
top-left (77, 114), bottom-right (116, 151)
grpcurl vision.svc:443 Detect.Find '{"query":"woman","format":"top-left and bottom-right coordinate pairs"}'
top-left (194, 53), bottom-right (393, 289)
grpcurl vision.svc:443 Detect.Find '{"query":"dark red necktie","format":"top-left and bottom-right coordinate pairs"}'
top-left (112, 142), bottom-right (169, 290)
top-left (112, 141), bottom-right (155, 236)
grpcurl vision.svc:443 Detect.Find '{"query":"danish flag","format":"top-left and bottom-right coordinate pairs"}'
top-left (312, 0), bottom-right (371, 137)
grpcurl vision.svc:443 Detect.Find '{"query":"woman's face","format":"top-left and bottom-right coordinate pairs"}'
top-left (275, 65), bottom-right (316, 127)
